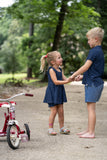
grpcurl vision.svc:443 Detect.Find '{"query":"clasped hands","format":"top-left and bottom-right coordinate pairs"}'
top-left (67, 74), bottom-right (83, 83)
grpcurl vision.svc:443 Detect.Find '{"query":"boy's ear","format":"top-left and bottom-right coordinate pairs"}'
top-left (95, 37), bottom-right (99, 42)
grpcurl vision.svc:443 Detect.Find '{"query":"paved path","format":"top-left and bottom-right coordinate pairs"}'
top-left (0, 84), bottom-right (107, 160)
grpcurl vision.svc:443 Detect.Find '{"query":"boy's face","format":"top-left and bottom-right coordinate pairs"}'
top-left (87, 36), bottom-right (97, 48)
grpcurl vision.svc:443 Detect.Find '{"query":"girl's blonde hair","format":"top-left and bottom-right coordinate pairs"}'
top-left (40, 51), bottom-right (58, 72)
top-left (86, 27), bottom-right (104, 42)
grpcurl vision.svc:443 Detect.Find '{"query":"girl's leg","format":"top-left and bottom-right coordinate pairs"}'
top-left (49, 106), bottom-right (57, 129)
top-left (57, 104), bottom-right (70, 134)
top-left (57, 104), bottom-right (64, 129)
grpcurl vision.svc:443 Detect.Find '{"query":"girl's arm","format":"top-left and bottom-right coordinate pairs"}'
top-left (49, 68), bottom-right (70, 85)
top-left (71, 60), bottom-right (92, 80)
top-left (62, 71), bottom-right (67, 81)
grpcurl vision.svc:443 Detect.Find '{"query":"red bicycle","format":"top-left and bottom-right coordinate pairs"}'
top-left (0, 93), bottom-right (33, 149)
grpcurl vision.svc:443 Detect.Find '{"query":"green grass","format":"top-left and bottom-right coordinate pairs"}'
top-left (0, 73), bottom-right (37, 84)
top-left (0, 73), bottom-right (26, 84)
top-left (0, 73), bottom-right (47, 88)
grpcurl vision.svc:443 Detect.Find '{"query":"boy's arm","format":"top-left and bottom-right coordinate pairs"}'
top-left (49, 68), bottom-right (70, 85)
top-left (71, 60), bottom-right (92, 80)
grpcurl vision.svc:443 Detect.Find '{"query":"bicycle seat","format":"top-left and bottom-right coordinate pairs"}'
top-left (0, 101), bottom-right (16, 108)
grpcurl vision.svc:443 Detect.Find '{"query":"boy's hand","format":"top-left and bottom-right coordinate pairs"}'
top-left (75, 75), bottom-right (83, 81)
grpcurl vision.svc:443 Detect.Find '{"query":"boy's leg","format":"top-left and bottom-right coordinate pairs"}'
top-left (57, 104), bottom-right (64, 129)
top-left (87, 102), bottom-right (96, 134)
top-left (79, 102), bottom-right (96, 138)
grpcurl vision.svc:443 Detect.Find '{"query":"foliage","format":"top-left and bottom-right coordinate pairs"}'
top-left (0, 0), bottom-right (106, 78)
top-left (59, 34), bottom-right (87, 74)
top-left (4, 78), bottom-right (24, 87)
top-left (7, 0), bottom-right (59, 24)
top-left (0, 19), bottom-right (25, 74)
top-left (82, 0), bottom-right (107, 78)
top-left (0, 9), bottom-right (12, 46)
top-left (0, 73), bottom-right (47, 88)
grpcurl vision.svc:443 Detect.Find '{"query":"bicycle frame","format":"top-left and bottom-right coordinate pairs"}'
top-left (0, 93), bottom-right (33, 147)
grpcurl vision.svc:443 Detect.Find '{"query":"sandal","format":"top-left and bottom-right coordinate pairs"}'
top-left (48, 128), bottom-right (57, 136)
top-left (60, 127), bottom-right (70, 134)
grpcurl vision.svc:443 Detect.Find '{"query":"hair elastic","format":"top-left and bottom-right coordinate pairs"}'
top-left (45, 54), bottom-right (48, 58)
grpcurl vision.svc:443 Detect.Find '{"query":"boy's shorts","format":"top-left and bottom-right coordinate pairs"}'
top-left (85, 83), bottom-right (104, 103)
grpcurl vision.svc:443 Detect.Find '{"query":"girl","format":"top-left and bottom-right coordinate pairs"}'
top-left (40, 51), bottom-right (71, 135)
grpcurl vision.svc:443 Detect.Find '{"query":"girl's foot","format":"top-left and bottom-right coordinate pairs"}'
top-left (79, 132), bottom-right (95, 139)
top-left (60, 127), bottom-right (70, 134)
top-left (77, 130), bottom-right (88, 135)
top-left (48, 128), bottom-right (57, 136)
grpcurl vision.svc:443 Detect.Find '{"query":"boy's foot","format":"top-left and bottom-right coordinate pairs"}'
top-left (79, 132), bottom-right (95, 139)
top-left (77, 130), bottom-right (88, 135)
top-left (60, 127), bottom-right (70, 134)
top-left (48, 128), bottom-right (57, 136)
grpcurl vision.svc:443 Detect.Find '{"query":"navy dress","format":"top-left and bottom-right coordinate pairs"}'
top-left (43, 66), bottom-right (67, 107)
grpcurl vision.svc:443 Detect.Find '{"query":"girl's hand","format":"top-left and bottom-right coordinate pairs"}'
top-left (67, 77), bottom-right (72, 82)
top-left (70, 75), bottom-right (75, 81)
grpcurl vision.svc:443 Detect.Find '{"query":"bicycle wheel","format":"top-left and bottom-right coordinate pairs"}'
top-left (7, 125), bottom-right (20, 149)
top-left (24, 123), bottom-right (30, 140)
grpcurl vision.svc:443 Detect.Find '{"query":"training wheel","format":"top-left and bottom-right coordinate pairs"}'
top-left (24, 123), bottom-right (30, 141)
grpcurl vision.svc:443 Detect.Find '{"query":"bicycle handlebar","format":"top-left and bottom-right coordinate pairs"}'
top-left (0, 93), bottom-right (33, 102)
top-left (25, 93), bottom-right (33, 97)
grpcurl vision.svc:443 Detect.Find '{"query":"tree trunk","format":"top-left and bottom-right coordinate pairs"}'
top-left (27, 22), bottom-right (34, 78)
top-left (52, 0), bottom-right (68, 51)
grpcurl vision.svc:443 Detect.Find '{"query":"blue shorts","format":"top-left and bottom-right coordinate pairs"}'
top-left (85, 83), bottom-right (104, 103)
top-left (48, 103), bottom-right (63, 107)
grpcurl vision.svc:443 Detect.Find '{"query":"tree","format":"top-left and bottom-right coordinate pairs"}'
top-left (82, 0), bottom-right (107, 78)
top-left (27, 23), bottom-right (34, 78)
top-left (52, 0), bottom-right (69, 50)
top-left (6, 0), bottom-right (101, 78)
top-left (0, 9), bottom-right (12, 46)
top-left (0, 19), bottom-right (25, 75)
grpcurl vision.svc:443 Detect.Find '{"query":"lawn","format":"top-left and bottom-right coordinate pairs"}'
top-left (0, 73), bottom-right (47, 87)
top-left (0, 73), bottom-right (27, 84)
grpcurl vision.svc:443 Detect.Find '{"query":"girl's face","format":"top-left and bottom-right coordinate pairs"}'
top-left (54, 52), bottom-right (63, 66)
top-left (87, 36), bottom-right (97, 48)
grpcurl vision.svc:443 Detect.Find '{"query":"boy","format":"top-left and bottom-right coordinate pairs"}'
top-left (71, 27), bottom-right (104, 138)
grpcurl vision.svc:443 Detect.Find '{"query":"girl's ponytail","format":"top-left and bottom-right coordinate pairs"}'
top-left (40, 55), bottom-right (47, 72)
top-left (40, 51), bottom-right (57, 72)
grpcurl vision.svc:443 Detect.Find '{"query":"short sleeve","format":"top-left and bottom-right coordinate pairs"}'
top-left (87, 49), bottom-right (97, 62)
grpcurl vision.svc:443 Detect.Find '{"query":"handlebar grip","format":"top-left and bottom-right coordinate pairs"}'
top-left (25, 93), bottom-right (33, 97)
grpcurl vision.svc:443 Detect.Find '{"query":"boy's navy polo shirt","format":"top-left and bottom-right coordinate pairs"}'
top-left (82, 45), bottom-right (104, 87)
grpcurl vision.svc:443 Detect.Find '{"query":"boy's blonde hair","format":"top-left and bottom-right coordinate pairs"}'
top-left (86, 27), bottom-right (104, 42)
top-left (40, 51), bottom-right (58, 72)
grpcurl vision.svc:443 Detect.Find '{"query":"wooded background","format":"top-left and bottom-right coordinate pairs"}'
top-left (0, 0), bottom-right (107, 80)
